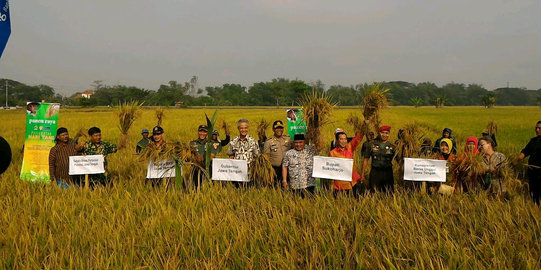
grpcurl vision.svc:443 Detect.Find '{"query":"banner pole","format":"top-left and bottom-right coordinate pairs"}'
top-left (84, 174), bottom-right (89, 189)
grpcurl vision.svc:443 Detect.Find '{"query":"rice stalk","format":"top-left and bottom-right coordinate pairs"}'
top-left (362, 83), bottom-right (389, 131)
top-left (249, 154), bottom-right (275, 187)
top-left (155, 107), bottom-right (165, 126)
top-left (486, 121), bottom-right (498, 135)
top-left (256, 118), bottom-right (269, 142)
top-left (116, 101), bottom-right (143, 149)
top-left (220, 120), bottom-right (230, 136)
top-left (300, 91), bottom-right (336, 152)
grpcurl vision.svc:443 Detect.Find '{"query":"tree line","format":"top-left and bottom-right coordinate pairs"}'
top-left (1, 78), bottom-right (540, 107)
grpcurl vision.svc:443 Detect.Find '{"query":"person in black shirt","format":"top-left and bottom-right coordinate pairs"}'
top-left (433, 128), bottom-right (457, 154)
top-left (519, 121), bottom-right (541, 205)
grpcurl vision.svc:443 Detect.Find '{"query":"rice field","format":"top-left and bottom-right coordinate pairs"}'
top-left (0, 106), bottom-right (540, 269)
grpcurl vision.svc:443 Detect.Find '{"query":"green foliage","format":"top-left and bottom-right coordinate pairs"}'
top-left (481, 92), bottom-right (497, 108)
top-left (410, 97), bottom-right (423, 108)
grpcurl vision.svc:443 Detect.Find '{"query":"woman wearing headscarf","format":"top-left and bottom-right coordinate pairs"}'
top-left (433, 128), bottom-right (457, 154)
top-left (428, 138), bottom-right (456, 194)
top-left (453, 136), bottom-right (479, 192)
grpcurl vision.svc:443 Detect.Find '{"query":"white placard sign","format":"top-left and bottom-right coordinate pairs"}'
top-left (403, 158), bottom-right (447, 182)
top-left (212, 159), bottom-right (248, 182)
top-left (69, 155), bottom-right (105, 175)
top-left (146, 159), bottom-right (176, 179)
top-left (312, 156), bottom-right (353, 182)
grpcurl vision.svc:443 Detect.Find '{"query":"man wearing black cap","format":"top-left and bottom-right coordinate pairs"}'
top-left (49, 127), bottom-right (84, 185)
top-left (264, 120), bottom-right (292, 187)
top-left (145, 126), bottom-right (172, 187)
top-left (282, 134), bottom-right (316, 197)
top-left (150, 126), bottom-right (165, 149)
top-left (81, 126), bottom-right (119, 187)
top-left (190, 125), bottom-right (210, 166)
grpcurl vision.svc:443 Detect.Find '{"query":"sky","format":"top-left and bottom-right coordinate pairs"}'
top-left (0, 0), bottom-right (539, 95)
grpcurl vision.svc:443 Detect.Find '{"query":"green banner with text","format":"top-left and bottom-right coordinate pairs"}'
top-left (20, 102), bottom-right (60, 183)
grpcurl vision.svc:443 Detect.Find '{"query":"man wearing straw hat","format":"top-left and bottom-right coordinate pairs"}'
top-left (264, 120), bottom-right (292, 188)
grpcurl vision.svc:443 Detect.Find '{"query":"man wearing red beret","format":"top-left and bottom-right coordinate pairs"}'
top-left (361, 125), bottom-right (396, 193)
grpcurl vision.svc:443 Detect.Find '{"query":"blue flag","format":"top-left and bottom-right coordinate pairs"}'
top-left (0, 0), bottom-right (11, 58)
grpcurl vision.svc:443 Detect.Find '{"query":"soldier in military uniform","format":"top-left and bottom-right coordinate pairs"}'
top-left (189, 125), bottom-right (212, 187)
top-left (360, 126), bottom-right (396, 193)
top-left (263, 120), bottom-right (292, 187)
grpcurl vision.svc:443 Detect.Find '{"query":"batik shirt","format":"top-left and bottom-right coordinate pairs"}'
top-left (282, 145), bottom-right (317, 189)
top-left (83, 141), bottom-right (117, 169)
top-left (227, 135), bottom-right (260, 166)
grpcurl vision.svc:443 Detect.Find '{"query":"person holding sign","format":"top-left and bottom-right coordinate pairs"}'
top-left (227, 119), bottom-right (260, 186)
top-left (49, 127), bottom-right (84, 186)
top-left (478, 136), bottom-right (508, 196)
top-left (81, 127), bottom-right (118, 187)
top-left (518, 121), bottom-right (541, 205)
top-left (145, 126), bottom-right (174, 187)
top-left (329, 124), bottom-right (366, 197)
top-left (282, 134), bottom-right (317, 197)
top-left (264, 120), bottom-right (292, 187)
top-left (361, 126), bottom-right (396, 193)
top-left (428, 139), bottom-right (456, 194)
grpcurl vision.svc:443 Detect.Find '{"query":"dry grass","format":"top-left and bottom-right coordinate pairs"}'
top-left (0, 107), bottom-right (539, 268)
top-left (301, 91), bottom-right (336, 152)
top-left (116, 101), bottom-right (143, 149)
top-left (362, 83), bottom-right (389, 131)
top-left (155, 106), bottom-right (165, 126)
top-left (249, 153), bottom-right (276, 187)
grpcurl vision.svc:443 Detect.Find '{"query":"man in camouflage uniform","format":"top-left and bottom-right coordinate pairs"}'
top-left (82, 127), bottom-right (118, 188)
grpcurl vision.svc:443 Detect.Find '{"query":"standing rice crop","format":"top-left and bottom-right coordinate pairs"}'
top-left (300, 91), bottom-right (335, 152)
top-left (116, 101), bottom-right (143, 149)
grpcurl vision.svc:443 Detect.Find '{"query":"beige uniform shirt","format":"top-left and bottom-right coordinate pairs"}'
top-left (264, 135), bottom-right (292, 167)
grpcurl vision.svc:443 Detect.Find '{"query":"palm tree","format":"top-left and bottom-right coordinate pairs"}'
top-left (410, 97), bottom-right (423, 108)
top-left (481, 92), bottom-right (496, 108)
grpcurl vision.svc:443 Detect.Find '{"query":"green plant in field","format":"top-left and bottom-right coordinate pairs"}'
top-left (481, 92), bottom-right (497, 108)
top-left (410, 97), bottom-right (423, 108)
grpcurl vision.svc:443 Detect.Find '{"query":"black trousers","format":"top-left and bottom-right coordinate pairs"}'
top-left (528, 168), bottom-right (541, 205)
top-left (273, 166), bottom-right (283, 188)
top-left (369, 167), bottom-right (394, 194)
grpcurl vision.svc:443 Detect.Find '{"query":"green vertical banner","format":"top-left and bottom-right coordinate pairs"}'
top-left (20, 102), bottom-right (60, 183)
top-left (286, 109), bottom-right (306, 136)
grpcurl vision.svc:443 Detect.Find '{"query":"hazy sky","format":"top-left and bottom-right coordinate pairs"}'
top-left (0, 0), bottom-right (539, 95)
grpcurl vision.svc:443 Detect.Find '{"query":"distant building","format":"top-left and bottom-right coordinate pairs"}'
top-left (74, 90), bottom-right (94, 99)
top-left (174, 101), bottom-right (184, 108)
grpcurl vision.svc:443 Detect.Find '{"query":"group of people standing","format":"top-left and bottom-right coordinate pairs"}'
top-left (47, 118), bottom-right (541, 206)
